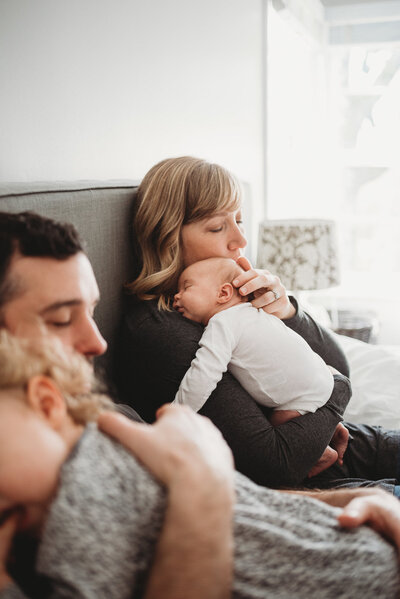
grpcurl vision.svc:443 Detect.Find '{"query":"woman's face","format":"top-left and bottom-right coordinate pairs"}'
top-left (181, 208), bottom-right (246, 267)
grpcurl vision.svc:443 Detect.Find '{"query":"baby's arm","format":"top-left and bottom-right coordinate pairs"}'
top-left (174, 317), bottom-right (236, 412)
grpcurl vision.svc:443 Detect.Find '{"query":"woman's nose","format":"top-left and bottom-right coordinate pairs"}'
top-left (228, 226), bottom-right (247, 250)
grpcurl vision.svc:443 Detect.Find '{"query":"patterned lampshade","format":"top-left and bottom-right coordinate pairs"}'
top-left (257, 219), bottom-right (341, 291)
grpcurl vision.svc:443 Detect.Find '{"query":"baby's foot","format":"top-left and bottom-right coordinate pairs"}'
top-left (330, 423), bottom-right (350, 465)
top-left (308, 446), bottom-right (338, 478)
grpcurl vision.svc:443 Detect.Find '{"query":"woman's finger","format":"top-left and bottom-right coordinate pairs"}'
top-left (234, 257), bottom-right (279, 295)
top-left (251, 291), bottom-right (286, 311)
top-left (233, 259), bottom-right (295, 319)
top-left (236, 256), bottom-right (252, 272)
top-left (233, 273), bottom-right (275, 296)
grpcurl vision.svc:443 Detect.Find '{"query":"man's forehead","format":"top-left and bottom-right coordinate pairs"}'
top-left (9, 253), bottom-right (99, 306)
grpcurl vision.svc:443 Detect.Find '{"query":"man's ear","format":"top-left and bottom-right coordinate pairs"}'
top-left (217, 283), bottom-right (234, 304)
top-left (26, 375), bottom-right (67, 430)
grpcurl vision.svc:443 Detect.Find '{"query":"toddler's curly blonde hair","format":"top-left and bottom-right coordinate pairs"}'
top-left (0, 329), bottom-right (115, 424)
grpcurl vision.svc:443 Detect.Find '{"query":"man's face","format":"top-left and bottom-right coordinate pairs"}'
top-left (1, 252), bottom-right (107, 357)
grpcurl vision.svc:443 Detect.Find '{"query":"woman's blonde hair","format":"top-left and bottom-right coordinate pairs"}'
top-left (128, 156), bottom-right (242, 309)
top-left (0, 330), bottom-right (114, 424)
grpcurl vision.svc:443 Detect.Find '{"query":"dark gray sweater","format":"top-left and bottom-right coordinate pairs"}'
top-left (114, 297), bottom-right (351, 487)
top-left (3, 425), bottom-right (400, 599)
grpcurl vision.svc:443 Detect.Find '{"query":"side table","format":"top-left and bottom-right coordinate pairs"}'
top-left (332, 309), bottom-right (379, 344)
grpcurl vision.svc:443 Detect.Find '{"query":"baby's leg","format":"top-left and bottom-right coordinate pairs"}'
top-left (307, 424), bottom-right (349, 478)
top-left (269, 409), bottom-right (301, 427)
top-left (307, 446), bottom-right (339, 478)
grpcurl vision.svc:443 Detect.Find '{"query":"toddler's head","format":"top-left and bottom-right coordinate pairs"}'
top-left (173, 257), bottom-right (246, 325)
top-left (0, 330), bottom-right (113, 533)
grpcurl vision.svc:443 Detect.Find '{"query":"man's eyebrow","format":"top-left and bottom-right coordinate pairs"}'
top-left (39, 299), bottom-right (84, 315)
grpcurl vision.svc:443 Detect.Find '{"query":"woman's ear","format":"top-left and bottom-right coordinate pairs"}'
top-left (26, 375), bottom-right (67, 430)
top-left (217, 283), bottom-right (234, 304)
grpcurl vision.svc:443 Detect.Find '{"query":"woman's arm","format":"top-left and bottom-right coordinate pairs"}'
top-left (283, 297), bottom-right (349, 376)
top-left (115, 300), bottom-right (350, 488)
top-left (201, 373), bottom-right (350, 487)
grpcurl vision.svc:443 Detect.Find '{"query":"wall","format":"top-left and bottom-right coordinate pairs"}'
top-left (0, 0), bottom-right (265, 250)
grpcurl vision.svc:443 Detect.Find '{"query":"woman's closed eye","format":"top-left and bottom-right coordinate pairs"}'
top-left (208, 220), bottom-right (225, 232)
top-left (209, 219), bottom-right (243, 233)
top-left (47, 320), bottom-right (72, 328)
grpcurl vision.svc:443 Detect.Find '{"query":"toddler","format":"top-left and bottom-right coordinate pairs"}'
top-left (0, 331), bottom-right (398, 599)
top-left (173, 257), bottom-right (348, 475)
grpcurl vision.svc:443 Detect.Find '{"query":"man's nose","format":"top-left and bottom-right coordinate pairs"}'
top-left (76, 317), bottom-right (108, 357)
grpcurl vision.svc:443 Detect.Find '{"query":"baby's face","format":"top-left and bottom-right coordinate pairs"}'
top-left (173, 262), bottom-right (219, 324)
top-left (0, 393), bottom-right (71, 534)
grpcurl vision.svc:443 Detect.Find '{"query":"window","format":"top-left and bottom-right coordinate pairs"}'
top-left (266, 0), bottom-right (400, 341)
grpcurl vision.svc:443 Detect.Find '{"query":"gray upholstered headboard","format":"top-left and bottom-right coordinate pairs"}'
top-left (0, 180), bottom-right (139, 372)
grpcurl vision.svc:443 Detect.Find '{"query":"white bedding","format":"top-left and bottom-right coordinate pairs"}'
top-left (335, 333), bottom-right (400, 429)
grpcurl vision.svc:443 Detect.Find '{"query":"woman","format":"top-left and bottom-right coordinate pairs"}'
top-left (114, 156), bottom-right (353, 489)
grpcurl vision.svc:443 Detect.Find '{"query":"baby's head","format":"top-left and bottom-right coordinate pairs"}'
top-left (0, 330), bottom-right (113, 534)
top-left (173, 257), bottom-right (246, 325)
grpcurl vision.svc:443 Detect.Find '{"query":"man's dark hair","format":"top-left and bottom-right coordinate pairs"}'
top-left (0, 211), bottom-right (85, 310)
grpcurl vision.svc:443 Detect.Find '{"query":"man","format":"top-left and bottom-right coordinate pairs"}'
top-left (0, 211), bottom-right (400, 599)
top-left (0, 211), bottom-right (233, 599)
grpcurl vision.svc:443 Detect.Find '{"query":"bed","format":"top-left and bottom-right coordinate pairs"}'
top-left (338, 333), bottom-right (400, 428)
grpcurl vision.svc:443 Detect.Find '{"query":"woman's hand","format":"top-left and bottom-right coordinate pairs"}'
top-left (234, 256), bottom-right (295, 320)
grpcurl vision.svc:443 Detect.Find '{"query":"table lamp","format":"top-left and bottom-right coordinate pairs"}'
top-left (257, 218), bottom-right (341, 292)
top-left (257, 219), bottom-right (341, 327)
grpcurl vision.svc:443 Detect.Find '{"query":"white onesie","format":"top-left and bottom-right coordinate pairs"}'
top-left (174, 302), bottom-right (334, 413)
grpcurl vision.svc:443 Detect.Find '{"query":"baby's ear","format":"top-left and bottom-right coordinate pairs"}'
top-left (217, 283), bottom-right (234, 304)
top-left (26, 375), bottom-right (67, 429)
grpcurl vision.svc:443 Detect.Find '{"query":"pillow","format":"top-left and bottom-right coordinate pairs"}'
top-left (334, 333), bottom-right (400, 429)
